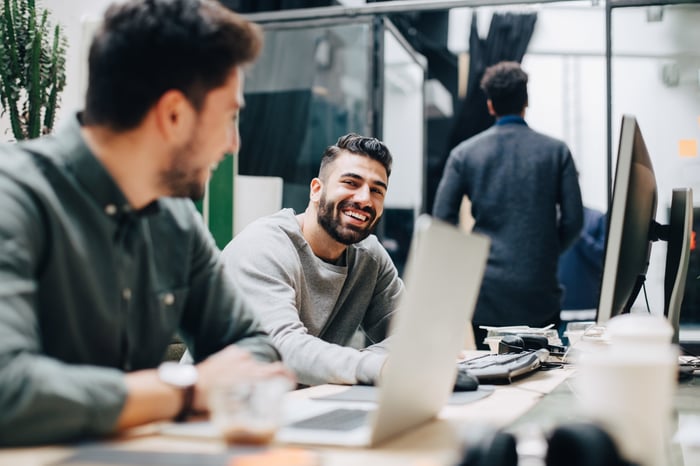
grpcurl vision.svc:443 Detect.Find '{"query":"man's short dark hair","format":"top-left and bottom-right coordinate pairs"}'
top-left (319, 133), bottom-right (393, 179)
top-left (83, 0), bottom-right (262, 131)
top-left (480, 61), bottom-right (528, 116)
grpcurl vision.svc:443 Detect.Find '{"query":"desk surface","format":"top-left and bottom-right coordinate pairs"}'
top-left (2, 367), bottom-right (699, 466)
top-left (0, 367), bottom-right (572, 466)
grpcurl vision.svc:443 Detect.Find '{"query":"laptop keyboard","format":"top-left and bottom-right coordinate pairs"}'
top-left (458, 351), bottom-right (542, 383)
top-left (288, 408), bottom-right (370, 431)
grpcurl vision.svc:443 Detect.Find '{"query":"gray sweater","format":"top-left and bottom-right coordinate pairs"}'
top-left (433, 120), bottom-right (583, 327)
top-left (221, 209), bottom-right (404, 386)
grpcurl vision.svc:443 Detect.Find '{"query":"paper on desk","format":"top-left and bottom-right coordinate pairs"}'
top-left (479, 325), bottom-right (555, 332)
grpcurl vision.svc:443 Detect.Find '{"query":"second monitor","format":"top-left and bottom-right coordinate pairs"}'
top-left (595, 114), bottom-right (693, 344)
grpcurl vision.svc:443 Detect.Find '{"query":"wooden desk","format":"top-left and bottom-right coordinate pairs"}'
top-left (0, 367), bottom-right (574, 466)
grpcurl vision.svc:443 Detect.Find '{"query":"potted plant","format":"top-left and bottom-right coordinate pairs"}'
top-left (0, 0), bottom-right (67, 141)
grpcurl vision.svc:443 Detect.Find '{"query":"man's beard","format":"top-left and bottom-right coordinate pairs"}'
top-left (159, 134), bottom-right (207, 201)
top-left (317, 192), bottom-right (378, 245)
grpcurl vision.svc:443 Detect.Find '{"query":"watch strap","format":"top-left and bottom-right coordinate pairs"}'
top-left (174, 384), bottom-right (195, 423)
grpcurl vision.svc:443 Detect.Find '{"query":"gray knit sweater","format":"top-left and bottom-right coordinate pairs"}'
top-left (221, 209), bottom-right (404, 386)
top-left (433, 120), bottom-right (583, 328)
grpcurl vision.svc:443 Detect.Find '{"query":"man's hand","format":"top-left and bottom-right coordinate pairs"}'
top-left (193, 345), bottom-right (295, 412)
top-left (118, 346), bottom-right (294, 431)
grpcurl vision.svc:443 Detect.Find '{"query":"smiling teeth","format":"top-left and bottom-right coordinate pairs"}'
top-left (346, 211), bottom-right (368, 221)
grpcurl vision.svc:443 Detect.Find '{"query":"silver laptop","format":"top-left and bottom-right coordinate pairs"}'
top-left (276, 215), bottom-right (490, 447)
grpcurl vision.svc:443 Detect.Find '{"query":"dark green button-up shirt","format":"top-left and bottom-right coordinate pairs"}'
top-left (0, 117), bottom-right (279, 446)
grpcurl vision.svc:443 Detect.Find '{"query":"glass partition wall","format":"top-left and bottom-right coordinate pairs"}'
top-left (238, 19), bottom-right (374, 214)
top-left (379, 20), bottom-right (426, 273)
top-left (608, 0), bottom-right (700, 333)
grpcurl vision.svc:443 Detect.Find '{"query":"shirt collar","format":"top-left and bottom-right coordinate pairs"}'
top-left (45, 113), bottom-right (159, 219)
top-left (495, 115), bottom-right (527, 126)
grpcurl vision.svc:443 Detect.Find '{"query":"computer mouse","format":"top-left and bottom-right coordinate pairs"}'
top-left (498, 335), bottom-right (526, 354)
top-left (454, 366), bottom-right (480, 391)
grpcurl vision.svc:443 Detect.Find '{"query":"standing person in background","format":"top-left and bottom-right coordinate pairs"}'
top-left (0, 0), bottom-right (292, 446)
top-left (432, 61), bottom-right (583, 348)
top-left (558, 206), bottom-right (607, 311)
top-left (221, 134), bottom-right (403, 386)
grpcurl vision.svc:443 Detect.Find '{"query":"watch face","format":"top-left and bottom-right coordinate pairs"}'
top-left (158, 362), bottom-right (198, 388)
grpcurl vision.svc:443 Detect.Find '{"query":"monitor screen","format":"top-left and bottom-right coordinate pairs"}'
top-left (596, 115), bottom-right (658, 323)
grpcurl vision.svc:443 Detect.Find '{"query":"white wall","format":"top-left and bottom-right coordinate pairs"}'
top-left (524, 5), bottom-right (608, 212)
top-left (0, 0), bottom-right (110, 140)
top-left (42, 0), bottom-right (113, 128)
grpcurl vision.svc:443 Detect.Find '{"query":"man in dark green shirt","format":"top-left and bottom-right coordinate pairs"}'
top-left (0, 0), bottom-right (291, 446)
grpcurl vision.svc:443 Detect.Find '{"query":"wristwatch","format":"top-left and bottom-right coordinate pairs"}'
top-left (158, 362), bottom-right (198, 422)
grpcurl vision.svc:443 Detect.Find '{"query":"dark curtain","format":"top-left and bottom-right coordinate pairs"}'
top-left (238, 90), bottom-right (313, 180)
top-left (447, 12), bottom-right (538, 152)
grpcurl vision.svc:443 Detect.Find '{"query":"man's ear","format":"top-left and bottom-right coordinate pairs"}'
top-left (486, 99), bottom-right (497, 117)
top-left (153, 90), bottom-right (195, 144)
top-left (310, 177), bottom-right (323, 202)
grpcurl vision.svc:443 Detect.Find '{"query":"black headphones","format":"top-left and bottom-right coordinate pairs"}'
top-left (498, 334), bottom-right (567, 355)
top-left (457, 422), bottom-right (634, 466)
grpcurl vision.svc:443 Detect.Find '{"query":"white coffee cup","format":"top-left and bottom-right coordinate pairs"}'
top-left (575, 313), bottom-right (678, 466)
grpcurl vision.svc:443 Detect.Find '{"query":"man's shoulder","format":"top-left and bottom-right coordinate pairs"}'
top-left (237, 209), bottom-right (298, 240)
top-left (0, 141), bottom-right (39, 172)
top-left (0, 141), bottom-right (53, 194)
top-left (223, 209), bottom-right (300, 256)
top-left (519, 126), bottom-right (569, 149)
top-left (453, 128), bottom-right (499, 153)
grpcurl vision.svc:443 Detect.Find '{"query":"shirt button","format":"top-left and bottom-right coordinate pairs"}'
top-left (105, 204), bottom-right (117, 216)
top-left (163, 293), bottom-right (175, 306)
top-left (122, 288), bottom-right (132, 300)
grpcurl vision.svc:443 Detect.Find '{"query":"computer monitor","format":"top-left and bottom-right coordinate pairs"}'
top-left (596, 115), bottom-right (693, 340)
top-left (663, 189), bottom-right (693, 344)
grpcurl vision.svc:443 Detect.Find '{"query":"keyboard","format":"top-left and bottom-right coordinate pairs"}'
top-left (287, 408), bottom-right (370, 431)
top-left (458, 351), bottom-right (542, 383)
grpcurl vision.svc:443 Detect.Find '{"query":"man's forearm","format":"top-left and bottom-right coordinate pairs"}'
top-left (116, 370), bottom-right (182, 430)
top-left (0, 356), bottom-right (128, 446)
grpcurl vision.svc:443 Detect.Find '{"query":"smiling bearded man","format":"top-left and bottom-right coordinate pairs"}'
top-left (221, 133), bottom-right (405, 386)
